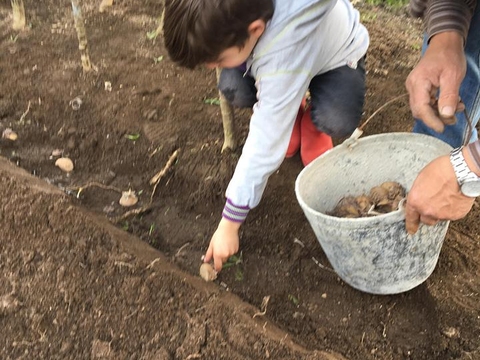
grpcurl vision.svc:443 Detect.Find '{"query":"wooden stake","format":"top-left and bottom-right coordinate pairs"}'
top-left (99, 0), bottom-right (113, 13)
top-left (11, 0), bottom-right (26, 31)
top-left (215, 68), bottom-right (237, 152)
top-left (71, 0), bottom-right (92, 72)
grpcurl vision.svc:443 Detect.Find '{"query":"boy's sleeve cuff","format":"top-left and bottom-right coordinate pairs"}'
top-left (222, 198), bottom-right (250, 223)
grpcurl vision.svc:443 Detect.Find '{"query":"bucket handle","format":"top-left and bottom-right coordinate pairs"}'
top-left (343, 93), bottom-right (474, 149)
top-left (342, 93), bottom-right (409, 149)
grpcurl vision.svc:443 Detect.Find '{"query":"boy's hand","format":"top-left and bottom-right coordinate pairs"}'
top-left (204, 218), bottom-right (241, 272)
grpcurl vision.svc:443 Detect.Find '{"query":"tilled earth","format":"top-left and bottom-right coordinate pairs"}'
top-left (0, 1), bottom-right (479, 359)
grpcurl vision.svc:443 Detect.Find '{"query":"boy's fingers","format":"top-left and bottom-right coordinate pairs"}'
top-left (213, 254), bottom-right (224, 272)
top-left (204, 245), bottom-right (213, 263)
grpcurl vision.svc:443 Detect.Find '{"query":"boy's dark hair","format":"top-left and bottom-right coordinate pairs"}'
top-left (163, 0), bottom-right (274, 69)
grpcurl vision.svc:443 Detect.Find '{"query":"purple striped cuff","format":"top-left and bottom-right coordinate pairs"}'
top-left (222, 198), bottom-right (250, 223)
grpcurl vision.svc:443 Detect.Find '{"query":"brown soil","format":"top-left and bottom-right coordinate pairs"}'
top-left (1, 2), bottom-right (479, 360)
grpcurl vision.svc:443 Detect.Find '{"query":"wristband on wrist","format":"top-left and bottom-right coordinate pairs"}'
top-left (222, 198), bottom-right (250, 223)
top-left (466, 142), bottom-right (480, 174)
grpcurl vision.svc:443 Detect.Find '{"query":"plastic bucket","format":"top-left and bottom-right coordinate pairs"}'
top-left (295, 133), bottom-right (452, 294)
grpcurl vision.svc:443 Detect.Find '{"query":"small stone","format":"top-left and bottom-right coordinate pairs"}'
top-left (0, 294), bottom-right (21, 314)
top-left (51, 149), bottom-right (63, 157)
top-left (293, 311), bottom-right (305, 320)
top-left (2, 128), bottom-right (18, 141)
top-left (91, 339), bottom-right (111, 358)
top-left (321, 293), bottom-right (327, 299)
top-left (442, 327), bottom-right (460, 338)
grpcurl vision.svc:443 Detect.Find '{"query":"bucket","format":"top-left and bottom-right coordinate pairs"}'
top-left (295, 133), bottom-right (452, 294)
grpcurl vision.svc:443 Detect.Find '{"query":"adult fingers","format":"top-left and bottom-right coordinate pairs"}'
top-left (405, 204), bottom-right (421, 235)
top-left (443, 100), bottom-right (467, 126)
top-left (419, 215), bottom-right (439, 226)
top-left (416, 103), bottom-right (445, 133)
top-left (438, 73), bottom-right (462, 119)
top-left (407, 83), bottom-right (445, 133)
top-left (430, 97), bottom-right (458, 126)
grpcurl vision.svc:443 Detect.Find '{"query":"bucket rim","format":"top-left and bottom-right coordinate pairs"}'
top-left (294, 132), bottom-right (452, 224)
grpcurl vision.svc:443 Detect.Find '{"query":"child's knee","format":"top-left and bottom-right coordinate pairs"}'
top-left (218, 69), bottom-right (256, 108)
top-left (311, 106), bottom-right (361, 138)
top-left (218, 87), bottom-right (256, 108)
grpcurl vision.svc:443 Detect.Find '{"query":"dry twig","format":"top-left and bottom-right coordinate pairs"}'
top-left (359, 93), bottom-right (408, 131)
top-left (149, 149), bottom-right (180, 203)
top-left (111, 205), bottom-right (153, 224)
top-left (68, 181), bottom-right (122, 198)
top-left (253, 295), bottom-right (271, 319)
top-left (149, 149), bottom-right (180, 185)
top-left (18, 101), bottom-right (31, 123)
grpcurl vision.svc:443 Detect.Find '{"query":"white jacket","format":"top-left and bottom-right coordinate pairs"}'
top-left (223, 0), bottom-right (369, 222)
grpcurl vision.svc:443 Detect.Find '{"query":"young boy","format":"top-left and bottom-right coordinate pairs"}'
top-left (163, 0), bottom-right (369, 271)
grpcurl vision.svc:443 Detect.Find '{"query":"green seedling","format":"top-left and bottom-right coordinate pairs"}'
top-left (223, 253), bottom-right (244, 281)
top-left (360, 12), bottom-right (377, 23)
top-left (234, 268), bottom-right (244, 281)
top-left (288, 294), bottom-right (299, 306)
top-left (222, 253), bottom-right (243, 269)
top-left (153, 56), bottom-right (164, 64)
top-left (122, 221), bottom-right (129, 231)
top-left (146, 30), bottom-right (158, 40)
top-left (147, 11), bottom-right (165, 41)
top-left (125, 133), bottom-right (140, 141)
top-left (9, 34), bottom-right (19, 43)
top-left (148, 223), bottom-right (155, 236)
top-left (204, 98), bottom-right (221, 106)
top-left (411, 43), bottom-right (421, 51)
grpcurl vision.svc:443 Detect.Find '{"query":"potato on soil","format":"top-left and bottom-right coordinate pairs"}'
top-left (119, 190), bottom-right (138, 207)
top-left (55, 157), bottom-right (74, 172)
top-left (199, 263), bottom-right (217, 281)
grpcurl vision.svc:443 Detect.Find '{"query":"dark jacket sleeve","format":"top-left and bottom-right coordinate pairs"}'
top-left (409, 0), bottom-right (477, 42)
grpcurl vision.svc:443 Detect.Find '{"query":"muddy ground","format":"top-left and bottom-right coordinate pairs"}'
top-left (0, 1), bottom-right (479, 359)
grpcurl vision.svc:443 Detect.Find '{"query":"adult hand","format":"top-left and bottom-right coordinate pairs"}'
top-left (406, 31), bottom-right (466, 133)
top-left (405, 154), bottom-right (475, 234)
top-left (204, 217), bottom-right (241, 272)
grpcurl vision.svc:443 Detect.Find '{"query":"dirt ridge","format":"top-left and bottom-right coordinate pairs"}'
top-left (0, 156), bottom-right (345, 360)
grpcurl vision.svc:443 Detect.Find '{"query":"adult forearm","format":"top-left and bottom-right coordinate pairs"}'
top-left (410, 0), bottom-right (476, 42)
